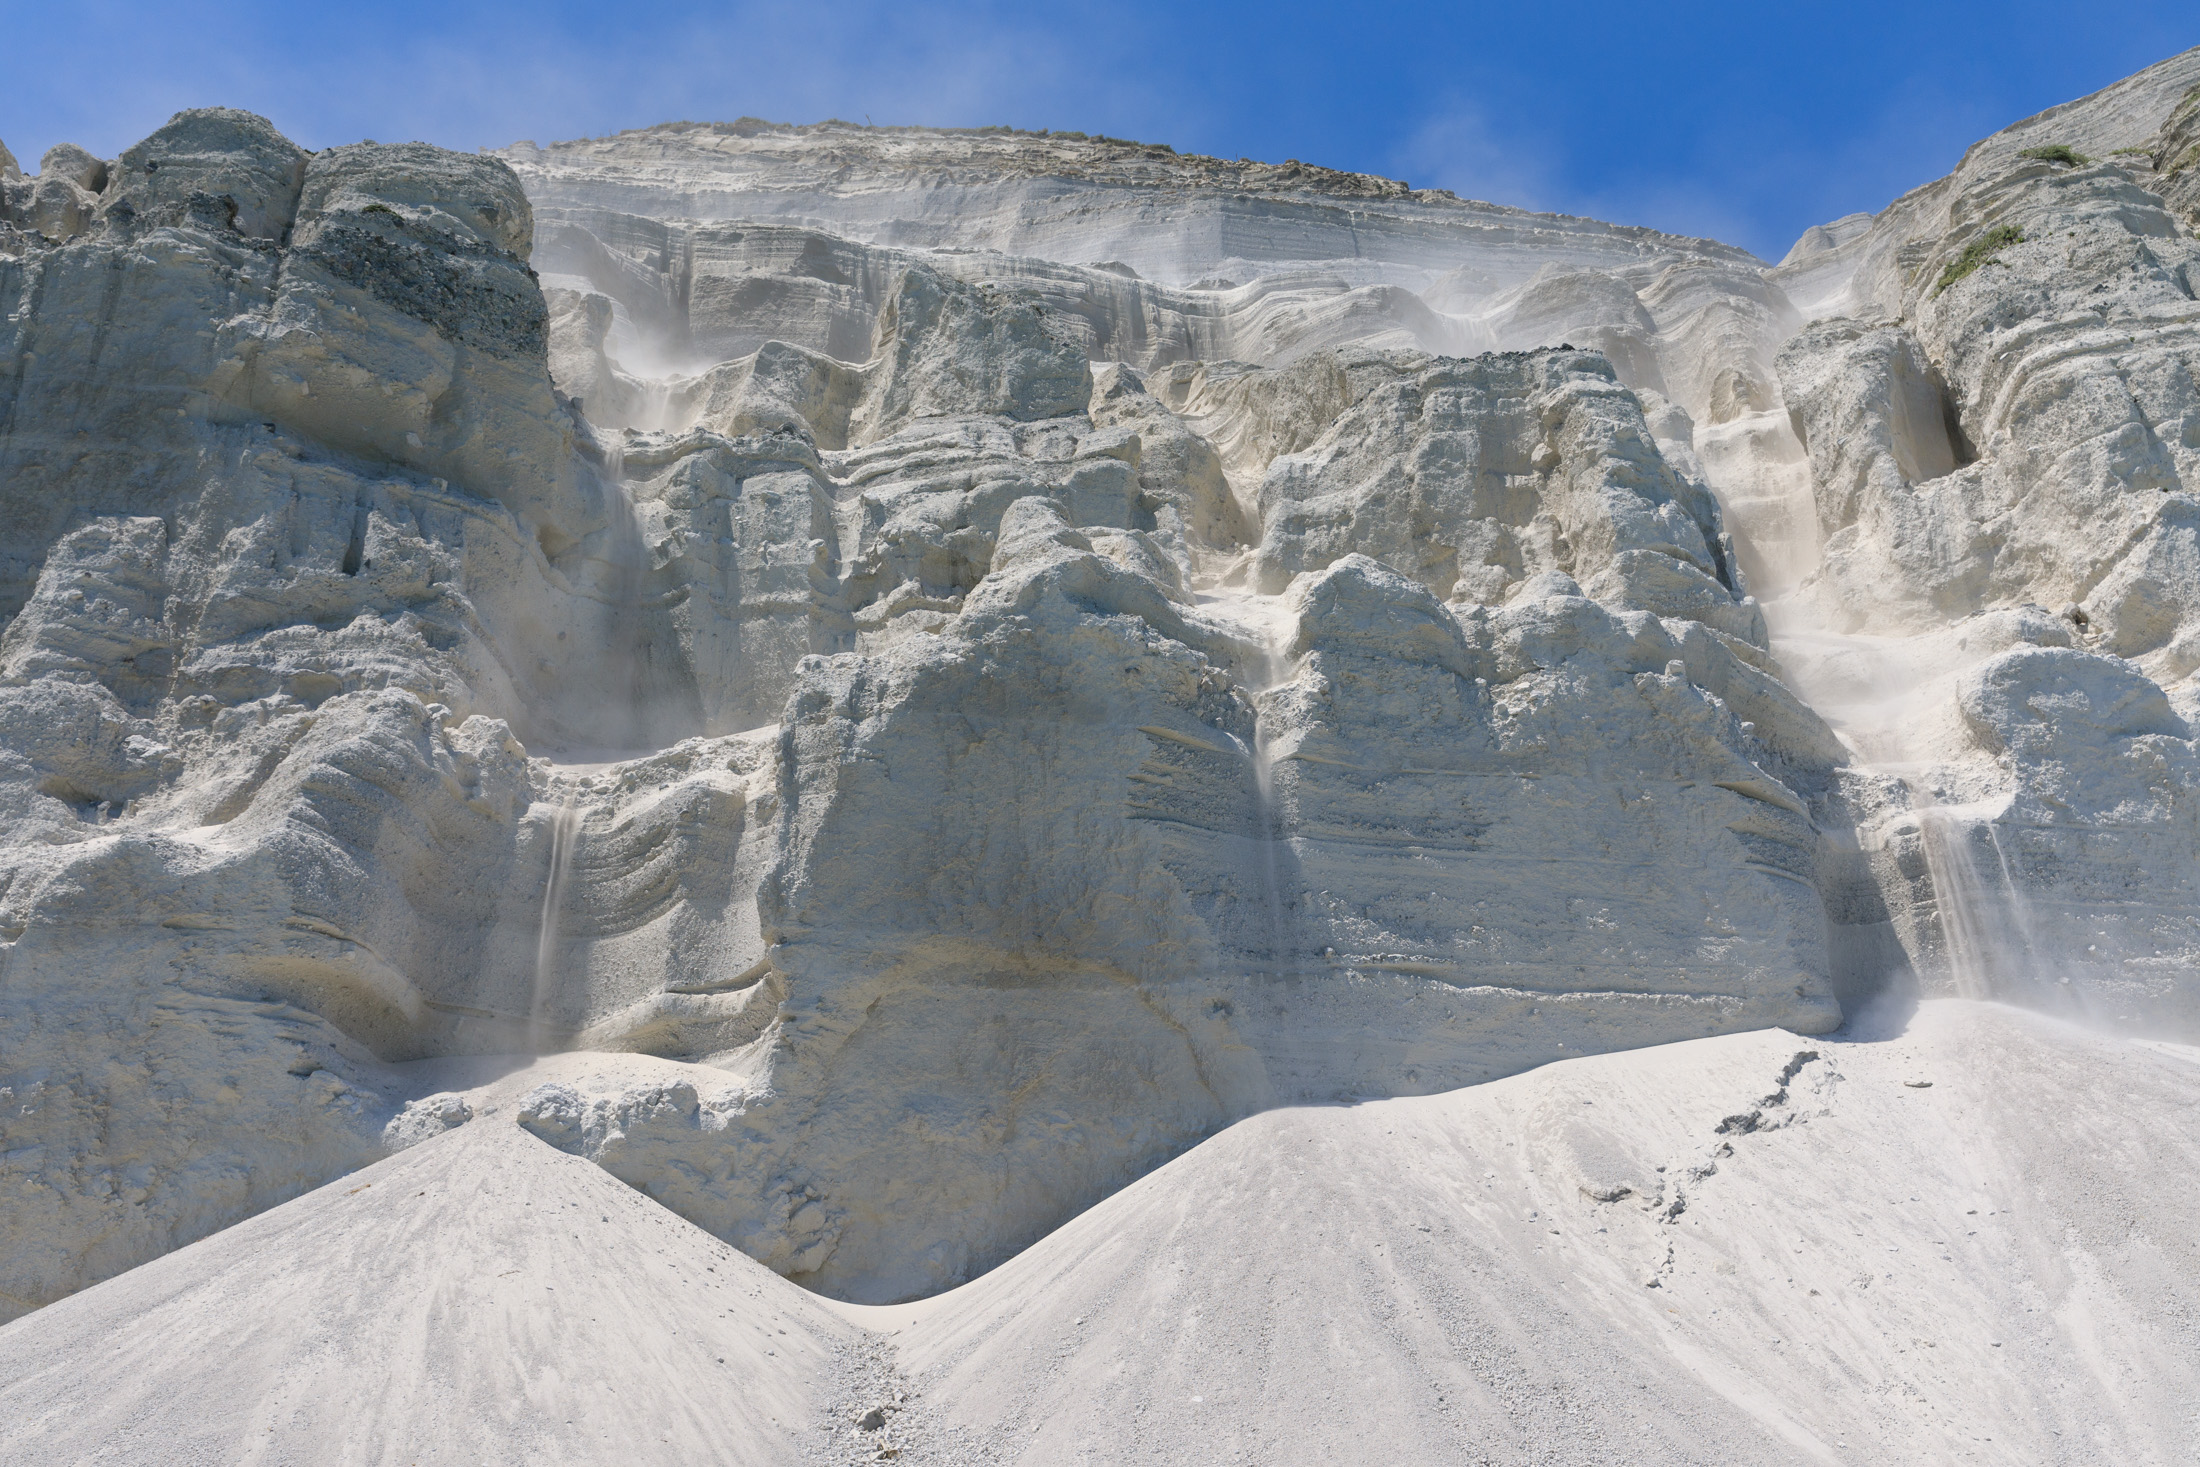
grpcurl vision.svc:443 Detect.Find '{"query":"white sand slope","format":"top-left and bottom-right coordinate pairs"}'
top-left (5, 1001), bottom-right (2195, 1466)
top-left (0, 1116), bottom-right (867, 1465)
top-left (855, 1001), bottom-right (2200, 1465)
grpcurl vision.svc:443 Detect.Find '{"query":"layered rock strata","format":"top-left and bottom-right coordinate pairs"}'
top-left (2, 47), bottom-right (2198, 1318)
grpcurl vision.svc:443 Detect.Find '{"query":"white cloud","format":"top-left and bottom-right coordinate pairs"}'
top-left (2, 1), bottom-right (1206, 171)
top-left (1387, 101), bottom-right (1555, 211)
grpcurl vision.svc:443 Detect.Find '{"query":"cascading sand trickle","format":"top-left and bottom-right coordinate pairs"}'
top-left (1198, 587), bottom-right (1303, 980)
top-left (1247, 713), bottom-right (1292, 979)
top-left (530, 795), bottom-right (580, 1052)
top-left (1911, 800), bottom-right (2003, 1002)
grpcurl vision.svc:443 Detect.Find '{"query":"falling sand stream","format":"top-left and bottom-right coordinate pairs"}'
top-left (530, 794), bottom-right (580, 1052)
top-left (1196, 587), bottom-right (1302, 981)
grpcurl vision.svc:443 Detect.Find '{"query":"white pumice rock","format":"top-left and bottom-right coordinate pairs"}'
top-left (104, 106), bottom-right (307, 241)
top-left (851, 264), bottom-right (1096, 441)
top-left (34, 145), bottom-right (106, 195)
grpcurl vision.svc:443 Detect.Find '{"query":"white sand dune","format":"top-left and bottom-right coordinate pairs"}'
top-left (5, 1000), bottom-right (2192, 1465)
top-left (0, 1114), bottom-right (864, 1465)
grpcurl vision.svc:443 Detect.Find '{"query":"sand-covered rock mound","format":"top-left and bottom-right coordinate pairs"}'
top-left (3, 1002), bottom-right (2192, 1464)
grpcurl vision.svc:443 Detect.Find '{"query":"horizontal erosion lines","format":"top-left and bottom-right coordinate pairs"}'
top-left (155, 985), bottom-right (366, 1025)
top-left (1121, 800), bottom-right (1490, 850)
top-left (1310, 961), bottom-right (1760, 1003)
top-left (1130, 808), bottom-right (1803, 870)
top-left (1711, 779), bottom-right (1809, 817)
top-left (829, 443), bottom-right (1020, 488)
top-left (1281, 752), bottom-right (1493, 777)
top-left (1979, 308), bottom-right (2200, 430)
top-left (1285, 757), bottom-right (1779, 801)
top-left (663, 953), bottom-right (774, 995)
top-left (1134, 724), bottom-right (1231, 755)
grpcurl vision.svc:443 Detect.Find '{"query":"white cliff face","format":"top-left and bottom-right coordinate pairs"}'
top-left (1762, 56), bottom-right (2200, 1023)
top-left (3, 48), bottom-right (2200, 1332)
top-left (504, 121), bottom-right (1761, 292)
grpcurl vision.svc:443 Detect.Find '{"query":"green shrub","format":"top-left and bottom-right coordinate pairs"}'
top-left (1933, 224), bottom-right (2026, 297)
top-left (2019, 144), bottom-right (2089, 167)
top-left (361, 202), bottom-right (398, 217)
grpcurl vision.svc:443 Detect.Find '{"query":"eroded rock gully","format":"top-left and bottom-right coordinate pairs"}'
top-left (3, 50), bottom-right (2200, 1331)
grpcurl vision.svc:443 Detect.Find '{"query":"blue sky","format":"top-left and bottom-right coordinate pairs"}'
top-left (3, 1), bottom-right (2192, 260)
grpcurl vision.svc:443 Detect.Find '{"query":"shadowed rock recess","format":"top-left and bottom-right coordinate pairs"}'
top-left (3, 49), bottom-right (2200, 1357)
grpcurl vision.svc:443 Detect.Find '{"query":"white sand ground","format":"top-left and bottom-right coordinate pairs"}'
top-left (2, 1000), bottom-right (2194, 1466)
top-left (0, 1113), bottom-right (861, 1464)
